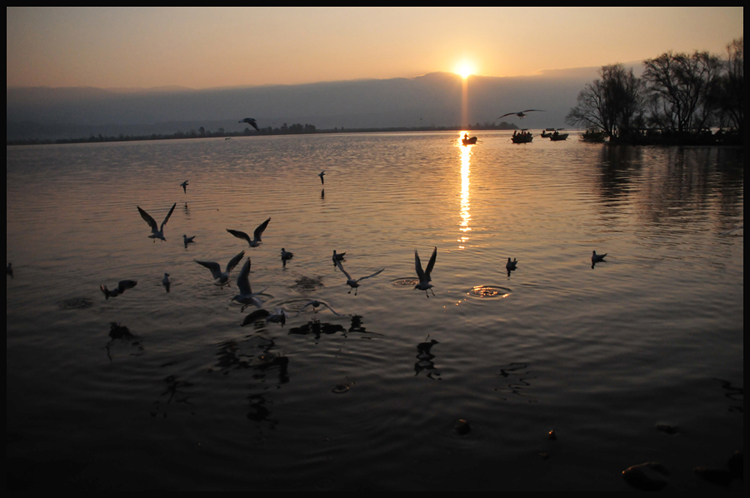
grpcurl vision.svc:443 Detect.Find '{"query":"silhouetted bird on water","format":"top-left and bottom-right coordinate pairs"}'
top-left (239, 117), bottom-right (259, 131)
top-left (183, 234), bottom-right (196, 248)
top-left (591, 250), bottom-right (607, 269)
top-left (295, 300), bottom-right (341, 317)
top-left (162, 273), bottom-right (170, 292)
top-left (231, 258), bottom-right (268, 311)
top-left (319, 170), bottom-right (325, 184)
top-left (100, 280), bottom-right (137, 300)
top-left (180, 180), bottom-right (188, 193)
top-left (506, 257), bottom-right (518, 276)
top-left (335, 260), bottom-right (384, 296)
top-left (281, 248), bottom-right (294, 266)
top-left (497, 109), bottom-right (544, 120)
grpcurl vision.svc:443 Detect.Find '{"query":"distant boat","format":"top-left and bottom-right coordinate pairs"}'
top-left (550, 132), bottom-right (569, 141)
top-left (580, 129), bottom-right (607, 143)
top-left (462, 136), bottom-right (477, 145)
top-left (541, 130), bottom-right (553, 138)
top-left (511, 130), bottom-right (533, 144)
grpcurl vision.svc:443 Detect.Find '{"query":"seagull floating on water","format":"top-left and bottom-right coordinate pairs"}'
top-left (506, 257), bottom-right (518, 276)
top-left (183, 235), bottom-right (196, 248)
top-left (335, 260), bottom-right (384, 296)
top-left (180, 180), bottom-right (188, 194)
top-left (137, 202), bottom-right (176, 242)
top-left (281, 248), bottom-right (294, 265)
top-left (318, 171), bottom-right (325, 185)
top-left (239, 117), bottom-right (259, 131)
top-left (100, 280), bottom-right (137, 300)
top-left (497, 109), bottom-right (545, 120)
top-left (227, 217), bottom-right (271, 248)
top-left (591, 250), bottom-right (607, 268)
top-left (414, 247), bottom-right (437, 297)
top-left (195, 250), bottom-right (245, 287)
top-left (162, 273), bottom-right (171, 292)
top-left (295, 300), bottom-right (341, 317)
top-left (242, 307), bottom-right (288, 327)
top-left (231, 258), bottom-right (269, 311)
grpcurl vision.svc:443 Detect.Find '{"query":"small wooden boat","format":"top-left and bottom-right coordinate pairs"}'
top-left (550, 132), bottom-right (569, 141)
top-left (580, 129), bottom-right (606, 143)
top-left (462, 136), bottom-right (477, 145)
top-left (511, 131), bottom-right (533, 144)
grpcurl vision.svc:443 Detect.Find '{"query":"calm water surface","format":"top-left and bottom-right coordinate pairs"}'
top-left (7, 132), bottom-right (743, 491)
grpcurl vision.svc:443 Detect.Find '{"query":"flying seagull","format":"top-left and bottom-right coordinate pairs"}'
top-left (231, 258), bottom-right (269, 311)
top-left (195, 250), bottom-right (245, 287)
top-left (239, 117), bottom-right (259, 131)
top-left (100, 280), bottom-right (137, 300)
top-left (137, 202), bottom-right (176, 241)
top-left (226, 217), bottom-right (271, 248)
top-left (295, 299), bottom-right (342, 317)
top-left (180, 180), bottom-right (188, 193)
top-left (497, 109), bottom-right (545, 120)
top-left (414, 247), bottom-right (437, 297)
top-left (335, 260), bottom-right (384, 296)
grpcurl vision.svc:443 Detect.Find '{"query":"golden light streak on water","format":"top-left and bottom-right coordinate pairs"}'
top-left (457, 133), bottom-right (472, 249)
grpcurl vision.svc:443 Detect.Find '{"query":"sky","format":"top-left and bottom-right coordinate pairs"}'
top-left (6, 7), bottom-right (744, 90)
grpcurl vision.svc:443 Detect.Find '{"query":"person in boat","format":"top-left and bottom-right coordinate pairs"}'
top-left (464, 133), bottom-right (469, 140)
top-left (513, 130), bottom-right (517, 137)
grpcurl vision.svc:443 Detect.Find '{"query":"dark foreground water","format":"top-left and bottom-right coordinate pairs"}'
top-left (7, 131), bottom-right (743, 491)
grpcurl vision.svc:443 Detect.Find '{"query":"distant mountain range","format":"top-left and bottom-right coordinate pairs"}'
top-left (6, 65), bottom-right (641, 141)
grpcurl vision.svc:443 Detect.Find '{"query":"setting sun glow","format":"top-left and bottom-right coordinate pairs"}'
top-left (455, 61), bottom-right (476, 79)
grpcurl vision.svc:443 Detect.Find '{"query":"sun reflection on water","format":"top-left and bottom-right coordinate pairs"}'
top-left (457, 133), bottom-right (472, 249)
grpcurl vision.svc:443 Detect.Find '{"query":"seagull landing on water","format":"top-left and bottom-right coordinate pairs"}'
top-left (591, 250), bottom-right (607, 268)
top-left (497, 109), bottom-right (545, 120)
top-left (281, 248), bottom-right (294, 264)
top-left (180, 180), bottom-right (188, 194)
top-left (183, 235), bottom-right (196, 248)
top-left (239, 117), bottom-right (259, 131)
top-left (295, 300), bottom-right (341, 317)
top-left (100, 280), bottom-right (137, 300)
top-left (226, 217), bottom-right (271, 248)
top-left (231, 258), bottom-right (269, 312)
top-left (137, 203), bottom-right (176, 242)
top-left (332, 250), bottom-right (346, 266)
top-left (318, 171), bottom-right (325, 185)
top-left (335, 260), bottom-right (384, 296)
top-left (195, 250), bottom-right (245, 287)
top-left (414, 247), bottom-right (437, 297)
top-left (506, 257), bottom-right (518, 276)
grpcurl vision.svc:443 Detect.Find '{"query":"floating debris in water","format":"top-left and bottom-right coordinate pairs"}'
top-left (622, 462), bottom-right (670, 491)
top-left (454, 419), bottom-right (471, 435)
top-left (58, 297), bottom-right (95, 310)
top-left (655, 423), bottom-right (680, 435)
top-left (292, 275), bottom-right (324, 291)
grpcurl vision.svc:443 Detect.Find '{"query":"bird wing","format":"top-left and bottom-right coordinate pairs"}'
top-left (522, 109), bottom-right (544, 113)
top-left (497, 113), bottom-right (514, 119)
top-left (321, 302), bottom-right (342, 316)
top-left (335, 260), bottom-right (353, 280)
top-left (236, 258), bottom-right (252, 294)
top-left (253, 217), bottom-right (271, 241)
top-left (424, 247), bottom-right (437, 280)
top-left (160, 202), bottom-right (176, 231)
top-left (195, 260), bottom-right (223, 279)
top-left (357, 268), bottom-right (384, 282)
top-left (226, 250), bottom-right (246, 273)
top-left (227, 228), bottom-right (251, 243)
top-left (117, 280), bottom-right (138, 292)
top-left (242, 309), bottom-right (271, 327)
top-left (138, 206), bottom-right (158, 232)
top-left (415, 250), bottom-right (425, 281)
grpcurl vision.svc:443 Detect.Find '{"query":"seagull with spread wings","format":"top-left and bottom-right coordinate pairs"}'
top-left (226, 217), bottom-right (271, 248)
top-left (497, 109), bottom-right (544, 119)
top-left (414, 247), bottom-right (437, 297)
top-left (137, 202), bottom-right (176, 241)
top-left (335, 260), bottom-right (384, 296)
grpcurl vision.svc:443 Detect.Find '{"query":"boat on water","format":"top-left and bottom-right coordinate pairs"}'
top-left (462, 136), bottom-right (478, 145)
top-left (580, 129), bottom-right (607, 143)
top-left (550, 132), bottom-right (569, 141)
top-left (541, 128), bottom-right (556, 138)
top-left (511, 130), bottom-right (533, 143)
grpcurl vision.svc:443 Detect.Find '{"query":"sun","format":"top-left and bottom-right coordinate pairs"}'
top-left (455, 61), bottom-right (476, 79)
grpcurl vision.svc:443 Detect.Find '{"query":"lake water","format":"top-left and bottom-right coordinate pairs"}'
top-left (6, 131), bottom-right (743, 491)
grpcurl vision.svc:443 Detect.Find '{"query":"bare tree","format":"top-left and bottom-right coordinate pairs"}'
top-left (566, 64), bottom-right (644, 139)
top-left (642, 50), bottom-right (723, 134)
top-left (718, 37), bottom-right (743, 133)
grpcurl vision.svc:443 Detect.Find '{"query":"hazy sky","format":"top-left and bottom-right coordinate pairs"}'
top-left (7, 7), bottom-right (743, 90)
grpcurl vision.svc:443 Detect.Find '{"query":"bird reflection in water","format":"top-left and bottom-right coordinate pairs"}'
top-left (104, 322), bottom-right (143, 361)
top-left (495, 362), bottom-right (536, 402)
top-left (289, 319), bottom-right (346, 340)
top-left (151, 374), bottom-right (195, 418)
top-left (415, 335), bottom-right (441, 379)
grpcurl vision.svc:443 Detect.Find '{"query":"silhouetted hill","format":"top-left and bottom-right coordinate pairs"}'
top-left (7, 66), bottom-right (638, 141)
